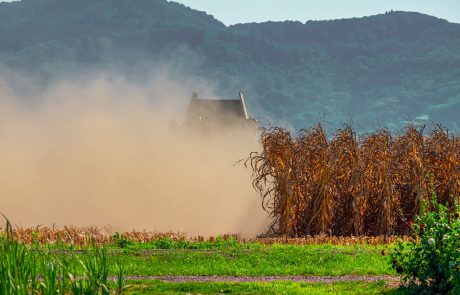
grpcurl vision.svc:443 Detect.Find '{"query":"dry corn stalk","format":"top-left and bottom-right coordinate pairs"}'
top-left (247, 124), bottom-right (460, 236)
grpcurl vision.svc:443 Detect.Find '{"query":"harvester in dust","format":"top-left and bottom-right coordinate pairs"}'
top-left (172, 91), bottom-right (260, 139)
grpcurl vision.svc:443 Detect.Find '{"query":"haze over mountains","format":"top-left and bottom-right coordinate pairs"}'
top-left (0, 0), bottom-right (459, 132)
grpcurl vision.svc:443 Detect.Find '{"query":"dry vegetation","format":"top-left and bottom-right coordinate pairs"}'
top-left (2, 226), bottom-right (411, 246)
top-left (3, 124), bottom-right (458, 246)
top-left (4, 226), bottom-right (187, 246)
top-left (245, 124), bottom-right (460, 236)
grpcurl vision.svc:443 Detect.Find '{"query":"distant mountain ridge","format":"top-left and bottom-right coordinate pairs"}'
top-left (0, 0), bottom-right (459, 132)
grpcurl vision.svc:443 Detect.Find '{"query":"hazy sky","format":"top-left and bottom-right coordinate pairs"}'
top-left (174, 0), bottom-right (460, 25)
top-left (0, 0), bottom-right (458, 25)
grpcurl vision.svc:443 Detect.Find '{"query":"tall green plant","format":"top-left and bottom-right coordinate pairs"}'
top-left (0, 220), bottom-right (126, 294)
top-left (391, 193), bottom-right (460, 293)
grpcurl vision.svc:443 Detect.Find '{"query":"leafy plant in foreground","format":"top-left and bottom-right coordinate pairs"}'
top-left (391, 193), bottom-right (460, 293)
top-left (0, 220), bottom-right (126, 294)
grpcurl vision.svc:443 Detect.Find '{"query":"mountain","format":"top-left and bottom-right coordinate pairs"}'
top-left (0, 0), bottom-right (459, 132)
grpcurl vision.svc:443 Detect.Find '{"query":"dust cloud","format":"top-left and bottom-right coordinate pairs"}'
top-left (0, 74), bottom-right (269, 237)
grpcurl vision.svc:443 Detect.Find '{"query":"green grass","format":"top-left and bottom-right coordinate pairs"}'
top-left (104, 241), bottom-right (395, 276)
top-left (7, 237), bottom-right (397, 277)
top-left (119, 280), bottom-right (391, 294)
top-left (0, 236), bottom-right (121, 294)
top-left (33, 236), bottom-right (395, 277)
top-left (1, 234), bottom-right (400, 294)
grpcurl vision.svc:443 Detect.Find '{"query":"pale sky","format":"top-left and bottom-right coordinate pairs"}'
top-left (174, 0), bottom-right (460, 25)
top-left (0, 0), bottom-right (459, 25)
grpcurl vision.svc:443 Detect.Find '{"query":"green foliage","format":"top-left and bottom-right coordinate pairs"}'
top-left (0, 224), bottom-right (125, 294)
top-left (0, 223), bottom-right (398, 293)
top-left (144, 235), bottom-right (240, 250)
top-left (131, 280), bottom-right (389, 294)
top-left (391, 194), bottom-right (460, 293)
top-left (112, 232), bottom-right (134, 248)
top-left (115, 244), bottom-right (393, 276)
top-left (115, 235), bottom-right (245, 250)
top-left (0, 0), bottom-right (459, 132)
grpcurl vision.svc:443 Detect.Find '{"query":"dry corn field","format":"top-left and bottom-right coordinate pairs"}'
top-left (245, 124), bottom-right (460, 237)
top-left (2, 226), bottom-right (188, 246)
top-left (2, 226), bottom-right (410, 246)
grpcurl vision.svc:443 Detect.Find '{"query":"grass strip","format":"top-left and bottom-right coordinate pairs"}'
top-left (106, 244), bottom-right (395, 276)
top-left (118, 280), bottom-right (392, 294)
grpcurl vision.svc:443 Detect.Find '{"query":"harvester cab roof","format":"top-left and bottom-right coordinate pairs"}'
top-left (178, 91), bottom-right (259, 139)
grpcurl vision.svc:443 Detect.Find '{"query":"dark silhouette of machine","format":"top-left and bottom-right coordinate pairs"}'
top-left (184, 92), bottom-right (258, 137)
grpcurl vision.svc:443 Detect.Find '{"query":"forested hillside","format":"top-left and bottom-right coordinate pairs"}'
top-left (0, 0), bottom-right (459, 132)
